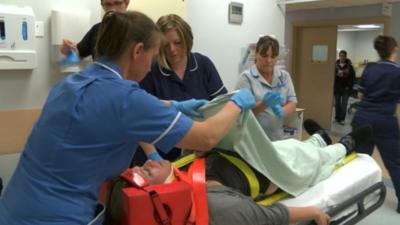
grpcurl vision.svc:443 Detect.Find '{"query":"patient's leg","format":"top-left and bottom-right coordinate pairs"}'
top-left (207, 185), bottom-right (289, 225)
top-left (303, 119), bottom-right (332, 146)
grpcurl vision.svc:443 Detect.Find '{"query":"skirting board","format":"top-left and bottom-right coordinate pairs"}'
top-left (0, 108), bottom-right (41, 155)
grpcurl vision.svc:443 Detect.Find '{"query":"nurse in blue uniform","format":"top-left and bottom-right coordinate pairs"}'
top-left (0, 11), bottom-right (255, 225)
top-left (139, 14), bottom-right (227, 161)
top-left (351, 35), bottom-right (400, 213)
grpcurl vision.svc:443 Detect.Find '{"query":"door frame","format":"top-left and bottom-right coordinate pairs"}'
top-left (291, 16), bottom-right (390, 82)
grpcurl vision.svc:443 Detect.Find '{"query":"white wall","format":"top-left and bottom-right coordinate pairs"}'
top-left (337, 31), bottom-right (356, 60)
top-left (337, 29), bottom-right (382, 77)
top-left (353, 30), bottom-right (381, 62)
top-left (337, 30), bottom-right (382, 63)
top-left (130, 0), bottom-right (186, 21)
top-left (187, 0), bottom-right (285, 91)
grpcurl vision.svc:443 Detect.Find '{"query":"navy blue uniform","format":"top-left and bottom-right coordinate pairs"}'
top-left (139, 52), bottom-right (227, 161)
top-left (351, 60), bottom-right (400, 205)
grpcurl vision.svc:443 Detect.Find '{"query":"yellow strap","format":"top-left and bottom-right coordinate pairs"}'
top-left (334, 151), bottom-right (358, 170)
top-left (257, 192), bottom-right (290, 206)
top-left (219, 152), bottom-right (260, 199)
top-left (173, 154), bottom-right (196, 168)
top-left (257, 152), bottom-right (359, 206)
top-left (172, 151), bottom-right (359, 206)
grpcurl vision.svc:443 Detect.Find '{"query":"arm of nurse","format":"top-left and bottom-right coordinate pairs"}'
top-left (175, 101), bottom-right (241, 151)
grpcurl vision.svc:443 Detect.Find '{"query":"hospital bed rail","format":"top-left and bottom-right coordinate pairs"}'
top-left (303, 181), bottom-right (386, 225)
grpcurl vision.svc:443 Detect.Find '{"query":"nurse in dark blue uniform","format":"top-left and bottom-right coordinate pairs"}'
top-left (0, 11), bottom-right (255, 225)
top-left (140, 14), bottom-right (227, 161)
top-left (351, 35), bottom-right (400, 213)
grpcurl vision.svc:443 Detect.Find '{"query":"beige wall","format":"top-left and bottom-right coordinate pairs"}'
top-left (129, 0), bottom-right (186, 21)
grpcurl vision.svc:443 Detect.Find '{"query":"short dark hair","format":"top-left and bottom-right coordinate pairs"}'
top-left (96, 11), bottom-right (160, 60)
top-left (256, 35), bottom-right (279, 57)
top-left (374, 35), bottom-right (398, 60)
top-left (339, 50), bottom-right (347, 57)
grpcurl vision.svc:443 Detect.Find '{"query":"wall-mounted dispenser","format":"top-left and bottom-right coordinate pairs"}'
top-left (0, 4), bottom-right (36, 70)
top-left (50, 9), bottom-right (91, 73)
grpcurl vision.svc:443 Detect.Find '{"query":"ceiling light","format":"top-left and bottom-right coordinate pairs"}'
top-left (356, 24), bottom-right (380, 29)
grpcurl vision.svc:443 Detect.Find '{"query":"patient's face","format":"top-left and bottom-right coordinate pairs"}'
top-left (132, 160), bottom-right (172, 185)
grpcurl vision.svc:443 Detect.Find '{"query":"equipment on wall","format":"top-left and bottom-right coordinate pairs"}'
top-left (0, 4), bottom-right (36, 70)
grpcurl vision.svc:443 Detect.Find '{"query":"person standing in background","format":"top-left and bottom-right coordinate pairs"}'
top-left (351, 35), bottom-right (400, 213)
top-left (236, 35), bottom-right (297, 141)
top-left (334, 50), bottom-right (355, 125)
top-left (139, 14), bottom-right (227, 161)
top-left (59, 0), bottom-right (130, 59)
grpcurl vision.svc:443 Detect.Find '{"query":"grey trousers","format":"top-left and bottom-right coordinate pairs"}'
top-left (207, 185), bottom-right (290, 225)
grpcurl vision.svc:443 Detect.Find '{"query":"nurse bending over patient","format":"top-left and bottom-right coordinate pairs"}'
top-left (0, 11), bottom-right (255, 225)
top-left (139, 14), bottom-right (228, 161)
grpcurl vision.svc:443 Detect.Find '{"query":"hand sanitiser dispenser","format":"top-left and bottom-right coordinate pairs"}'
top-left (0, 4), bottom-right (37, 70)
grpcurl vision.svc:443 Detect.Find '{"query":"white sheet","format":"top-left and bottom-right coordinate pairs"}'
top-left (281, 154), bottom-right (382, 219)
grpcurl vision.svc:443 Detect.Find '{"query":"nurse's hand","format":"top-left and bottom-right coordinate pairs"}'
top-left (263, 91), bottom-right (283, 108)
top-left (147, 151), bottom-right (164, 161)
top-left (272, 105), bottom-right (285, 118)
top-left (60, 39), bottom-right (79, 56)
top-left (171, 99), bottom-right (209, 117)
top-left (230, 89), bottom-right (256, 111)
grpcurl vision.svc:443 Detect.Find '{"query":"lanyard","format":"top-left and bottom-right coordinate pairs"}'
top-left (94, 61), bottom-right (123, 79)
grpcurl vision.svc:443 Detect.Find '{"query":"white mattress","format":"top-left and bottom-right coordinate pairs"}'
top-left (281, 154), bottom-right (382, 219)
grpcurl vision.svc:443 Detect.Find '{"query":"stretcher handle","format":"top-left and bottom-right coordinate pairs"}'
top-left (302, 182), bottom-right (386, 225)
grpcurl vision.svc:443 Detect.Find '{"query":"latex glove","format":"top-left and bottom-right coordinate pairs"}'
top-left (60, 49), bottom-right (80, 65)
top-left (263, 92), bottom-right (283, 108)
top-left (147, 151), bottom-right (164, 161)
top-left (272, 105), bottom-right (285, 118)
top-left (230, 89), bottom-right (256, 111)
top-left (171, 99), bottom-right (208, 117)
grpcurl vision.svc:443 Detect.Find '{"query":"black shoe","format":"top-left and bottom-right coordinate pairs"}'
top-left (397, 203), bottom-right (400, 213)
top-left (339, 126), bottom-right (373, 154)
top-left (303, 119), bottom-right (332, 145)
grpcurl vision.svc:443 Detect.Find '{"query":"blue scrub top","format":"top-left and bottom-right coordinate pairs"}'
top-left (0, 58), bottom-right (192, 225)
top-left (352, 60), bottom-right (400, 136)
top-left (140, 52), bottom-right (227, 101)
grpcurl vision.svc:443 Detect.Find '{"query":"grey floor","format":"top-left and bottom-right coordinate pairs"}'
top-left (329, 103), bottom-right (399, 224)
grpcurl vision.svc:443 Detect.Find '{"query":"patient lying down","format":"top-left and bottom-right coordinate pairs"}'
top-left (106, 119), bottom-right (372, 225)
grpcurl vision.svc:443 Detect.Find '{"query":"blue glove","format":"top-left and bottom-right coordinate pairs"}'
top-left (230, 89), bottom-right (256, 111)
top-left (272, 105), bottom-right (285, 118)
top-left (171, 99), bottom-right (208, 117)
top-left (60, 49), bottom-right (80, 65)
top-left (147, 151), bottom-right (164, 161)
top-left (263, 92), bottom-right (283, 108)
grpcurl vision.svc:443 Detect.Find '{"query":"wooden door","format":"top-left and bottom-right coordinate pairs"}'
top-left (293, 26), bottom-right (337, 129)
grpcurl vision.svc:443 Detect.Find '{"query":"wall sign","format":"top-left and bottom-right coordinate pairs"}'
top-left (228, 2), bottom-right (243, 24)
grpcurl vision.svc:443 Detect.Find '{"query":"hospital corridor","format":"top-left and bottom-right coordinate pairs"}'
top-left (1, 0), bottom-right (400, 225)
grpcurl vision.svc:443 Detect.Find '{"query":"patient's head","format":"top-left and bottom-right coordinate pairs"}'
top-left (132, 160), bottom-right (172, 185)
